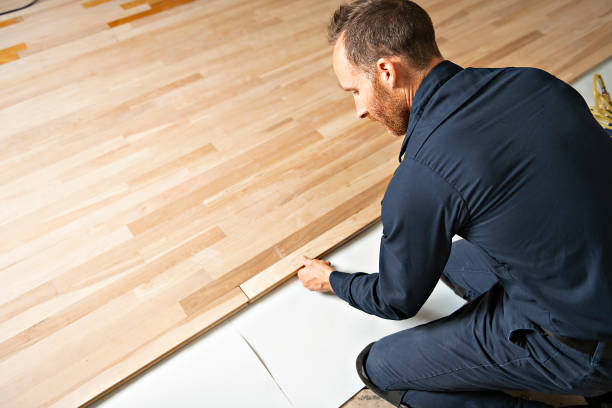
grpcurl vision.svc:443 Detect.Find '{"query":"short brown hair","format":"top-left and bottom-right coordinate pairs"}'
top-left (328, 0), bottom-right (442, 76)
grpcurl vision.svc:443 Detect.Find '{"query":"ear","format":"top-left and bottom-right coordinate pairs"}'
top-left (376, 57), bottom-right (398, 88)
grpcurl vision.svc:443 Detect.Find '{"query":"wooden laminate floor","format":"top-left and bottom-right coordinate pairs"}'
top-left (1, 0), bottom-right (611, 406)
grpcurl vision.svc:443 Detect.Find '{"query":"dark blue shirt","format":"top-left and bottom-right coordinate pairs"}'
top-left (329, 60), bottom-right (612, 340)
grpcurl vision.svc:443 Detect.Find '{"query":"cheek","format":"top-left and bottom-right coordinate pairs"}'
top-left (364, 93), bottom-right (381, 116)
top-left (352, 93), bottom-right (368, 113)
top-left (358, 92), bottom-right (374, 110)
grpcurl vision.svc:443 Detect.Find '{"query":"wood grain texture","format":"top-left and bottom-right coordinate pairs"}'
top-left (0, 0), bottom-right (611, 406)
top-left (0, 0), bottom-right (36, 15)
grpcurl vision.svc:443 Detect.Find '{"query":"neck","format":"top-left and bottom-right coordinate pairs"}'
top-left (402, 56), bottom-right (444, 109)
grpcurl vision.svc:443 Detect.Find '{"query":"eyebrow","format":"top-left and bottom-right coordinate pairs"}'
top-left (337, 82), bottom-right (357, 92)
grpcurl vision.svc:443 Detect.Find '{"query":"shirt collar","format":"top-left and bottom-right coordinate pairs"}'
top-left (398, 59), bottom-right (464, 162)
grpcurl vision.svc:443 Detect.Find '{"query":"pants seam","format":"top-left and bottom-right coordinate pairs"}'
top-left (444, 267), bottom-right (493, 273)
top-left (387, 355), bottom-right (533, 390)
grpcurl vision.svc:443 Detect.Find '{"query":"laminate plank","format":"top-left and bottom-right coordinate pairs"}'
top-left (180, 173), bottom-right (392, 316)
top-left (469, 30), bottom-right (545, 68)
top-left (1, 1), bottom-right (611, 406)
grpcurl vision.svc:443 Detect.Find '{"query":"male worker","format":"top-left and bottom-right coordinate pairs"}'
top-left (296, 0), bottom-right (612, 407)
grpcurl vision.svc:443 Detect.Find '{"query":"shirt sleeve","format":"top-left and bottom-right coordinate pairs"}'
top-left (329, 158), bottom-right (470, 320)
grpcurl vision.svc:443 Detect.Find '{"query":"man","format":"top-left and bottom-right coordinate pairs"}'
top-left (296, 0), bottom-right (612, 407)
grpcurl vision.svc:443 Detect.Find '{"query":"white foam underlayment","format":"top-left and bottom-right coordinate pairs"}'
top-left (91, 58), bottom-right (612, 408)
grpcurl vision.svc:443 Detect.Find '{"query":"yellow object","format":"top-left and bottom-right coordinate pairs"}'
top-left (590, 74), bottom-right (612, 131)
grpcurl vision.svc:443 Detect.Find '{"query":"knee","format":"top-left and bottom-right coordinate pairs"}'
top-left (356, 341), bottom-right (397, 391)
top-left (356, 341), bottom-right (409, 407)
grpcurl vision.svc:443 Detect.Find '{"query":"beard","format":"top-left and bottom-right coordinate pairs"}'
top-left (369, 76), bottom-right (410, 137)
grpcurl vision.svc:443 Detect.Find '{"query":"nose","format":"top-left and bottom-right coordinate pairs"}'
top-left (355, 101), bottom-right (368, 119)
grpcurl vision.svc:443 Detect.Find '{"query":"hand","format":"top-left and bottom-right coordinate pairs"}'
top-left (297, 254), bottom-right (335, 293)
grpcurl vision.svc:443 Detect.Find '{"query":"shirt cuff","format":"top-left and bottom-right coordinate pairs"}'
top-left (329, 270), bottom-right (357, 305)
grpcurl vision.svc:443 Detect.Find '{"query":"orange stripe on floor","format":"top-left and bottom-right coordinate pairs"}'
top-left (82, 0), bottom-right (113, 8)
top-left (120, 0), bottom-right (149, 10)
top-left (0, 43), bottom-right (27, 65)
top-left (0, 16), bottom-right (23, 29)
top-left (107, 0), bottom-right (196, 27)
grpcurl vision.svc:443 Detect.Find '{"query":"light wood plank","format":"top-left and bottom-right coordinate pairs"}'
top-left (1, 0), bottom-right (611, 407)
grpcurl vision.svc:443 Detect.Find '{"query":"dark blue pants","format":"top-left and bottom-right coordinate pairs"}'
top-left (364, 239), bottom-right (612, 407)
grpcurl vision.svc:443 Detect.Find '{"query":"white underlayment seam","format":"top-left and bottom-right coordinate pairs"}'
top-left (238, 331), bottom-right (295, 407)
